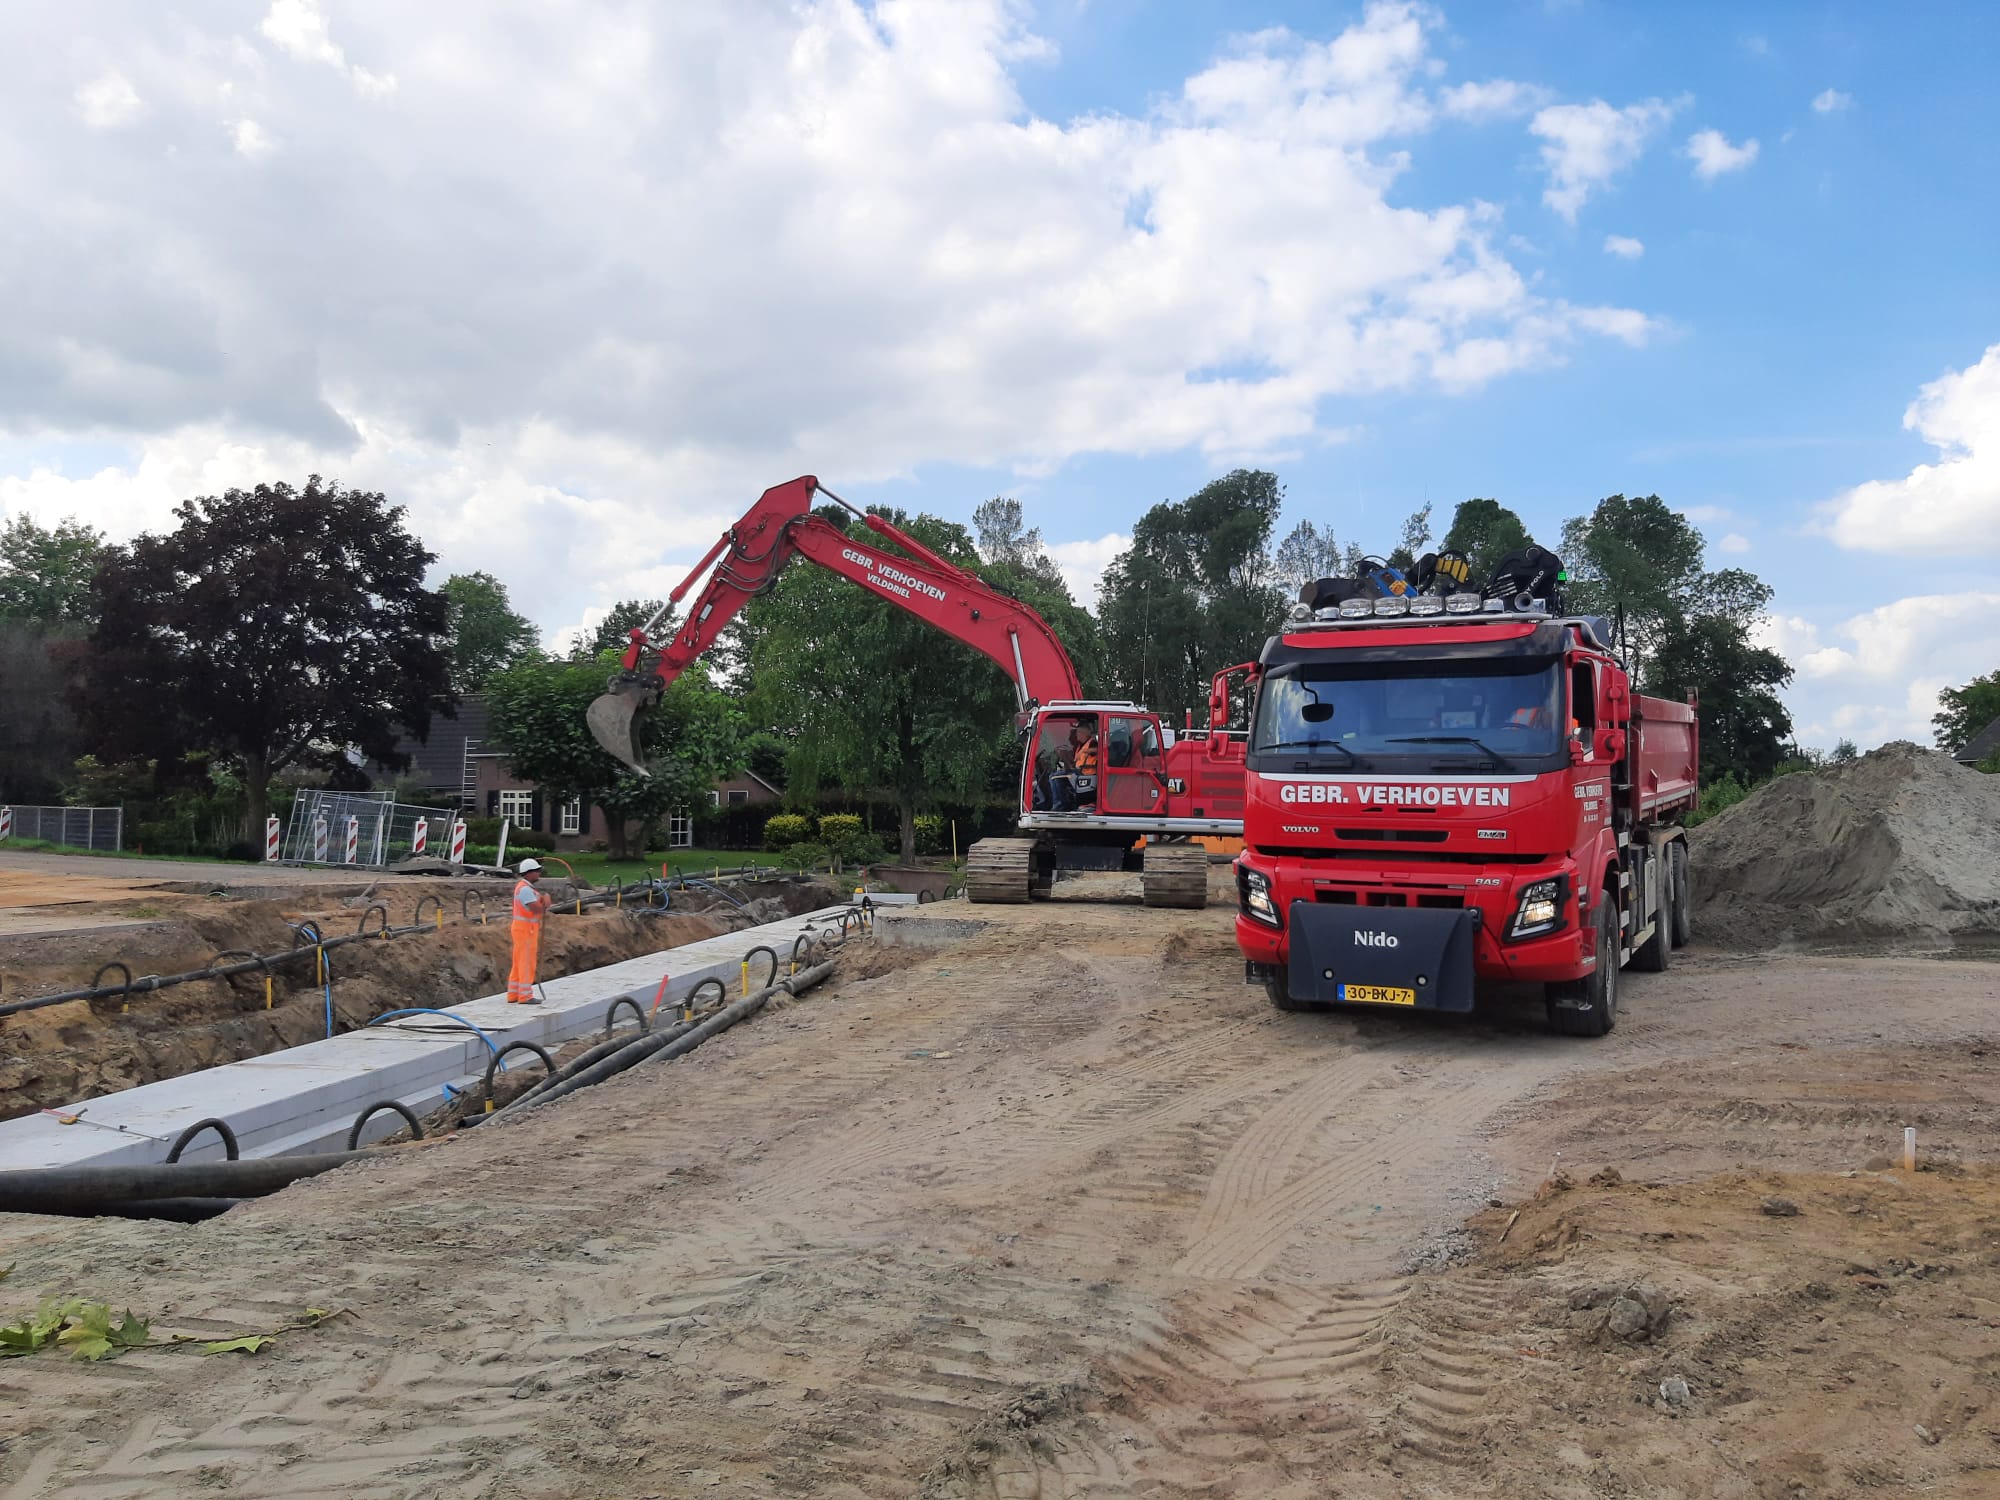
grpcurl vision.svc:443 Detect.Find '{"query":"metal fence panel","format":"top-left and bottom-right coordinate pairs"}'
top-left (280, 790), bottom-right (457, 867)
top-left (0, 805), bottom-right (123, 852)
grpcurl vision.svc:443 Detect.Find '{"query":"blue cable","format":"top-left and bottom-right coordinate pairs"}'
top-left (365, 1008), bottom-right (508, 1065)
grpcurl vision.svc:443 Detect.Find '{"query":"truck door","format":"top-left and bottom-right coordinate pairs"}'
top-left (1101, 714), bottom-right (1168, 815)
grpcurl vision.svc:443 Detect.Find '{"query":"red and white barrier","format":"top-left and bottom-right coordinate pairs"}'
top-left (265, 815), bottom-right (281, 861)
top-left (449, 819), bottom-right (467, 863)
top-left (312, 818), bottom-right (329, 862)
top-left (411, 818), bottom-right (429, 856)
top-left (0, 807), bottom-right (12, 842)
top-left (343, 816), bottom-right (360, 865)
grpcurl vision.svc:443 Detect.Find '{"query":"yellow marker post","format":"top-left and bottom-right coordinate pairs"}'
top-left (740, 958), bottom-right (750, 997)
top-left (263, 974), bottom-right (274, 1010)
top-left (316, 945), bottom-right (325, 985)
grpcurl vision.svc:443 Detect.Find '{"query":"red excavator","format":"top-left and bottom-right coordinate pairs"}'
top-left (584, 476), bottom-right (1248, 907)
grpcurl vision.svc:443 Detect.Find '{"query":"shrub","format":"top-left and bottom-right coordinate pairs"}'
top-left (817, 813), bottom-right (864, 844)
top-left (506, 827), bottom-right (557, 852)
top-left (466, 816), bottom-right (503, 844)
top-left (784, 840), bottom-right (832, 870)
top-left (765, 813), bottom-right (814, 849)
top-left (913, 815), bottom-right (945, 856)
top-left (1686, 772), bottom-right (1751, 828)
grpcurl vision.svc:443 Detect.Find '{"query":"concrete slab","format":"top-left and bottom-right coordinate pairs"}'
top-left (0, 903), bottom-right (868, 1172)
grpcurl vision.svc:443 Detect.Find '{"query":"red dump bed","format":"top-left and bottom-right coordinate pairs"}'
top-left (1630, 692), bottom-right (1699, 823)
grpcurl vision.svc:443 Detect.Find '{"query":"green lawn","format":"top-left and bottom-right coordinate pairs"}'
top-left (0, 838), bottom-right (232, 863)
top-left (539, 848), bottom-right (815, 885)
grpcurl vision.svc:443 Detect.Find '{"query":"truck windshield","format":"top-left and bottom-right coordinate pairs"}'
top-left (1251, 659), bottom-right (1565, 768)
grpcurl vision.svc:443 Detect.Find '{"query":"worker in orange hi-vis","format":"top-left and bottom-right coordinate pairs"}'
top-left (506, 858), bottom-right (553, 1004)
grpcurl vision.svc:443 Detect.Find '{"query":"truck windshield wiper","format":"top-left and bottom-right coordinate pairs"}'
top-left (1259, 739), bottom-right (1361, 766)
top-left (1385, 734), bottom-right (1513, 769)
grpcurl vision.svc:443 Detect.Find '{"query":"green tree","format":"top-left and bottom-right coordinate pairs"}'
top-left (1385, 502), bottom-right (1433, 572)
top-left (1440, 498), bottom-right (1534, 586)
top-left (441, 572), bottom-right (538, 694)
top-left (75, 478), bottom-right (454, 839)
top-left (0, 515), bottom-right (106, 624)
top-left (1648, 613), bottom-right (1795, 783)
top-left (1559, 493), bottom-right (1793, 783)
top-left (485, 653), bottom-right (745, 858)
top-left (747, 510), bottom-right (1049, 862)
top-left (1934, 669), bottom-right (2000, 754)
top-left (1829, 737), bottom-right (1860, 764)
top-left (1559, 495), bottom-right (1707, 680)
top-left (1274, 518), bottom-right (1345, 597)
top-left (570, 599), bottom-right (665, 662)
top-left (1099, 470), bottom-right (1287, 726)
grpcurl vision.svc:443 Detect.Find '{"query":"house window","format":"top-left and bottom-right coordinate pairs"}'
top-left (668, 810), bottom-right (694, 848)
top-left (560, 798), bottom-right (582, 835)
top-left (707, 790), bottom-right (720, 808)
top-left (497, 789), bottom-right (533, 823)
top-left (727, 788), bottom-right (749, 805)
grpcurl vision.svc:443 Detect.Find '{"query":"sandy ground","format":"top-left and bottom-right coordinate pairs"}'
top-left (1, 872), bottom-right (1997, 1498)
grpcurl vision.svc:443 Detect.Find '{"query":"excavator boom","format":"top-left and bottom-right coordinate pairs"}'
top-left (587, 476), bottom-right (1084, 774)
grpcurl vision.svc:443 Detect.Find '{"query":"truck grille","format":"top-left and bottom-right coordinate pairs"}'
top-left (1314, 887), bottom-right (1466, 909)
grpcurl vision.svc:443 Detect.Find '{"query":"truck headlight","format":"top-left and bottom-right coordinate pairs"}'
top-left (1238, 866), bottom-right (1281, 928)
top-left (1508, 876), bottom-right (1567, 939)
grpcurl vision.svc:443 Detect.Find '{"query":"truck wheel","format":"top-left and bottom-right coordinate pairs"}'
top-left (1546, 893), bottom-right (1618, 1037)
top-left (1631, 853), bottom-right (1670, 974)
top-left (1669, 841), bottom-right (1692, 948)
top-left (1264, 974), bottom-right (1316, 1012)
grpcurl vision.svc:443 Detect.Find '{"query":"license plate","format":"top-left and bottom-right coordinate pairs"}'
top-left (1339, 983), bottom-right (1417, 1006)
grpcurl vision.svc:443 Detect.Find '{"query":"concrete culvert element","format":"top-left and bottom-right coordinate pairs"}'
top-left (1688, 742), bottom-right (2000, 953)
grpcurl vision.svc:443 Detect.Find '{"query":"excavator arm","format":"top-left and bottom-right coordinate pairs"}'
top-left (586, 476), bottom-right (1085, 774)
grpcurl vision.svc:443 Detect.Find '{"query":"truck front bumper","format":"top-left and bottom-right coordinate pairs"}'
top-left (1279, 900), bottom-right (1479, 1012)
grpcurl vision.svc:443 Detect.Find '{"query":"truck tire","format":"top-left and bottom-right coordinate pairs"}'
top-left (1546, 892), bottom-right (1619, 1037)
top-left (1669, 840), bottom-right (1692, 948)
top-left (964, 838), bottom-right (1036, 904)
top-left (1631, 852), bottom-right (1671, 973)
top-left (1140, 845), bottom-right (1208, 909)
top-left (1264, 974), bottom-right (1316, 1012)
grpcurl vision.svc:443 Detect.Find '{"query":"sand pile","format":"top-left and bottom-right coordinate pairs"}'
top-left (1688, 741), bottom-right (2000, 951)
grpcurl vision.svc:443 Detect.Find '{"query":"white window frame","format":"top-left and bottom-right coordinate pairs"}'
top-left (668, 809), bottom-right (694, 848)
top-left (726, 788), bottom-right (750, 806)
top-left (560, 798), bottom-right (583, 835)
top-left (497, 789), bottom-right (533, 823)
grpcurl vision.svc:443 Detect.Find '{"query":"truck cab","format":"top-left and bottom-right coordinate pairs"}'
top-left (1234, 589), bottom-right (1697, 1036)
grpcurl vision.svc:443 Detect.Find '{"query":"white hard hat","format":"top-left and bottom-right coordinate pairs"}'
top-left (517, 858), bottom-right (543, 873)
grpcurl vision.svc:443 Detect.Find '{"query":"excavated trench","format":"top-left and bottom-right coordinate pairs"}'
top-left (0, 877), bottom-right (844, 1122)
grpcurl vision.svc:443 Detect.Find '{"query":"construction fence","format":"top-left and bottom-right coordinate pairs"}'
top-left (279, 790), bottom-right (459, 868)
top-left (0, 804), bottom-right (124, 852)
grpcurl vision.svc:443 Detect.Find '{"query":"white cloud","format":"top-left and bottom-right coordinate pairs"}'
top-left (229, 118), bottom-right (276, 158)
top-left (1811, 88), bottom-right (1852, 114)
top-left (74, 72), bottom-right (144, 129)
top-left (1821, 343), bottom-right (2000, 552)
top-left (1717, 531), bottom-right (1750, 553)
top-left (1679, 504), bottom-right (1734, 524)
top-left (1045, 532), bottom-right (1131, 609)
top-left (1439, 79), bottom-right (1550, 120)
top-left (259, 0), bottom-right (396, 97)
top-left (1603, 234), bottom-right (1644, 259)
top-left (1531, 96), bottom-right (1679, 221)
top-left (0, 0), bottom-right (1655, 645)
top-left (1686, 129), bottom-right (1759, 180)
top-left (1751, 594), bottom-right (2000, 747)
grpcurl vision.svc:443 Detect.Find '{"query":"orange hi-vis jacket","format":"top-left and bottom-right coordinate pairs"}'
top-left (507, 878), bottom-right (550, 1003)
top-left (1075, 736), bottom-right (1099, 775)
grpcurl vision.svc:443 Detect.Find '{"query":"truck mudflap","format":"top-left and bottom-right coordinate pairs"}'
top-left (1284, 901), bottom-right (1479, 1012)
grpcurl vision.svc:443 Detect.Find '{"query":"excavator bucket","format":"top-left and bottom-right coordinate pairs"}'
top-left (587, 680), bottom-right (656, 777)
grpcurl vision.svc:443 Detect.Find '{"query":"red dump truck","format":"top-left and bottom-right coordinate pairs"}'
top-left (1234, 547), bottom-right (1698, 1035)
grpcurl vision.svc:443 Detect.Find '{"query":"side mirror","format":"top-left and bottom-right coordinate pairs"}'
top-left (1208, 679), bottom-right (1229, 729)
top-left (1568, 735), bottom-right (1587, 767)
top-left (1594, 728), bottom-right (1627, 762)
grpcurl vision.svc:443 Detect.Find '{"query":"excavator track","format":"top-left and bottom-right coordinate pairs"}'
top-left (1140, 844), bottom-right (1209, 909)
top-left (964, 838), bottom-right (1037, 904)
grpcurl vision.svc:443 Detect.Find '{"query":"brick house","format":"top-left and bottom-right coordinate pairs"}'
top-left (383, 697), bottom-right (777, 852)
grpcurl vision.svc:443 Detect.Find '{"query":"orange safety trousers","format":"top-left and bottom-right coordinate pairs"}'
top-left (507, 882), bottom-right (544, 1003)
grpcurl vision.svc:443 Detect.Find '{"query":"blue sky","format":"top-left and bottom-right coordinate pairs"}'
top-left (2, 1), bottom-right (1996, 749)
